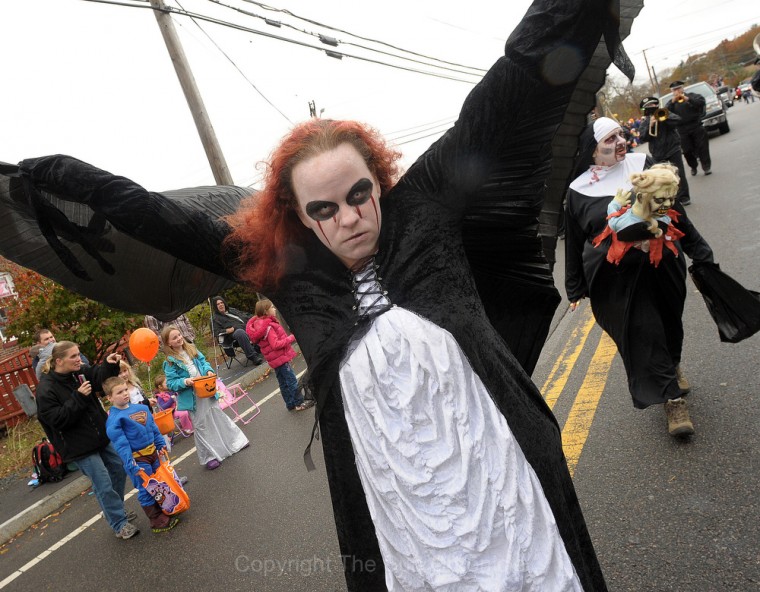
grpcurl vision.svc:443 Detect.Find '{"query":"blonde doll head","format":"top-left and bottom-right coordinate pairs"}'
top-left (629, 164), bottom-right (679, 218)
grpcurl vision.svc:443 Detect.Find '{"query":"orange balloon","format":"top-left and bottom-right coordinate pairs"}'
top-left (129, 328), bottom-right (160, 362)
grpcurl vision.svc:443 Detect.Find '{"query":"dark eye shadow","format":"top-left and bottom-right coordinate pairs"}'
top-left (346, 178), bottom-right (373, 206)
top-left (305, 201), bottom-right (339, 221)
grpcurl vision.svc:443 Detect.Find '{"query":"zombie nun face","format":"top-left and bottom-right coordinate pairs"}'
top-left (592, 127), bottom-right (627, 167)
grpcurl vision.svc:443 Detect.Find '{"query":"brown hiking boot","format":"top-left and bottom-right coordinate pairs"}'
top-left (665, 398), bottom-right (695, 437)
top-left (675, 365), bottom-right (691, 395)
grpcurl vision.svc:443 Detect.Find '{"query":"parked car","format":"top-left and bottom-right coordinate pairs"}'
top-left (716, 85), bottom-right (734, 107)
top-left (660, 81), bottom-right (730, 135)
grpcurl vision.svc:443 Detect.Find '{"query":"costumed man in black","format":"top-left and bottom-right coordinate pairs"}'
top-left (665, 80), bottom-right (711, 176)
top-left (0, 0), bottom-right (654, 590)
top-left (637, 96), bottom-right (692, 205)
top-left (211, 296), bottom-right (264, 365)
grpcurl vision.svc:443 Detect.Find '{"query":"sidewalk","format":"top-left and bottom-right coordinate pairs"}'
top-left (0, 358), bottom-right (272, 546)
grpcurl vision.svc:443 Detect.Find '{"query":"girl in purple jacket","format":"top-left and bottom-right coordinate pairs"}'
top-left (246, 299), bottom-right (307, 411)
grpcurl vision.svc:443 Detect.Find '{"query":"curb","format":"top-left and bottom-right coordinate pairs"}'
top-left (0, 475), bottom-right (91, 546)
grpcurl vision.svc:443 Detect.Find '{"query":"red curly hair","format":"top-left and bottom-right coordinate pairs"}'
top-left (225, 119), bottom-right (402, 290)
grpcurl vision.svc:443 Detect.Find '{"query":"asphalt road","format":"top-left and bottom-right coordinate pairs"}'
top-left (1, 101), bottom-right (758, 592)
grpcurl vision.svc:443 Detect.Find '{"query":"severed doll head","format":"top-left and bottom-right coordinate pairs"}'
top-left (629, 164), bottom-right (679, 218)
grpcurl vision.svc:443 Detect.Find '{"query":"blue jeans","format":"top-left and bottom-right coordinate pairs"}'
top-left (275, 363), bottom-right (302, 409)
top-left (231, 328), bottom-right (262, 361)
top-left (75, 444), bottom-right (129, 533)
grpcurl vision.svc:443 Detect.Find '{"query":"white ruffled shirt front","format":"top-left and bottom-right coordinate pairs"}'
top-left (338, 271), bottom-right (581, 591)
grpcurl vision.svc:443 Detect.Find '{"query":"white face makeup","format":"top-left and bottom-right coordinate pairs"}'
top-left (292, 143), bottom-right (382, 269)
top-left (593, 128), bottom-right (627, 167)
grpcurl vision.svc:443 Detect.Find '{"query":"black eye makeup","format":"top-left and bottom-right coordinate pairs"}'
top-left (303, 178), bottom-right (374, 222)
top-left (346, 178), bottom-right (373, 206)
top-left (305, 201), bottom-right (339, 222)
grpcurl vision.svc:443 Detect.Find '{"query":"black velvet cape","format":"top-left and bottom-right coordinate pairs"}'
top-left (0, 1), bottom-right (648, 589)
top-left (564, 172), bottom-right (714, 408)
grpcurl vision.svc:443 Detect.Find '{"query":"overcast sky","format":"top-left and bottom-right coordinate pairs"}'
top-left (3, 0), bottom-right (758, 190)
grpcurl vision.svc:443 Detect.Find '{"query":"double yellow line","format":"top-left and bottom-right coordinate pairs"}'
top-left (540, 305), bottom-right (618, 477)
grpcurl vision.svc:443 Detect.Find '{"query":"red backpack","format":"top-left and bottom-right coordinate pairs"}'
top-left (32, 438), bottom-right (67, 483)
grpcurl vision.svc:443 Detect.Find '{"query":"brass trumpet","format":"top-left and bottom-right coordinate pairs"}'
top-left (675, 96), bottom-right (685, 103)
top-left (647, 107), bottom-right (669, 137)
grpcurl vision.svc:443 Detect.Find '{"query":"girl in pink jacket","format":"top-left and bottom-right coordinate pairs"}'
top-left (246, 299), bottom-right (307, 411)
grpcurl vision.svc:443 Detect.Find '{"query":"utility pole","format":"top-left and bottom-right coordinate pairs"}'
top-left (642, 48), bottom-right (657, 96)
top-left (148, 0), bottom-right (233, 185)
top-left (651, 66), bottom-right (661, 97)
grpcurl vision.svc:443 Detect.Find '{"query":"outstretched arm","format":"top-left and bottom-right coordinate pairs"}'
top-left (398, 0), bottom-right (636, 210)
top-left (18, 155), bottom-right (236, 276)
top-left (1, 155), bottom-right (243, 319)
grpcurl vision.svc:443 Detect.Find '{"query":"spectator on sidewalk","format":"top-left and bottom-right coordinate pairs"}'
top-left (33, 328), bottom-right (89, 379)
top-left (153, 373), bottom-right (194, 436)
top-left (118, 360), bottom-right (155, 408)
top-left (161, 325), bottom-right (248, 470)
top-left (104, 376), bottom-right (180, 534)
top-left (246, 299), bottom-right (309, 411)
top-left (36, 341), bottom-right (139, 540)
top-left (210, 296), bottom-right (264, 365)
top-left (144, 314), bottom-right (196, 345)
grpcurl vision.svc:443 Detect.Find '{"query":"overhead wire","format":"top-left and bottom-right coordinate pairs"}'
top-left (102, 0), bottom-right (482, 83)
top-left (385, 115), bottom-right (457, 138)
top-left (386, 120), bottom-right (455, 143)
top-left (636, 16), bottom-right (760, 59)
top-left (80, 0), bottom-right (479, 165)
top-left (394, 126), bottom-right (453, 147)
top-left (81, 0), bottom-right (483, 84)
top-left (206, 0), bottom-right (485, 77)
top-left (81, 0), bottom-right (153, 8)
top-left (235, 0), bottom-right (488, 73)
top-left (174, 0), bottom-right (294, 123)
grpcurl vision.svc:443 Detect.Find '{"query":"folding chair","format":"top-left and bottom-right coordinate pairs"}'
top-left (216, 331), bottom-right (250, 370)
top-left (217, 381), bottom-right (261, 425)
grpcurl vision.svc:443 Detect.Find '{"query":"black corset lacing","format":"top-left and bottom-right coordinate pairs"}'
top-left (303, 256), bottom-right (393, 470)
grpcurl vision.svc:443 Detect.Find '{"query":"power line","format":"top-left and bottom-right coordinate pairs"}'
top-left (207, 0), bottom-right (486, 78)
top-left (387, 120), bottom-right (455, 143)
top-left (385, 115), bottom-right (457, 138)
top-left (234, 0), bottom-right (488, 73)
top-left (636, 16), bottom-right (760, 59)
top-left (87, 0), bottom-right (482, 84)
top-left (175, 0), bottom-right (294, 124)
top-left (394, 126), bottom-right (452, 147)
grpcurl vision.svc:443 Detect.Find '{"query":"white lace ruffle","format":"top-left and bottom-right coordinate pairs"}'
top-left (339, 308), bottom-right (581, 591)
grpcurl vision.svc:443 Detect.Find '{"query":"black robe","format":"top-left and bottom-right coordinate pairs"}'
top-left (0, 1), bottom-right (649, 589)
top-left (564, 169), bottom-right (714, 408)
